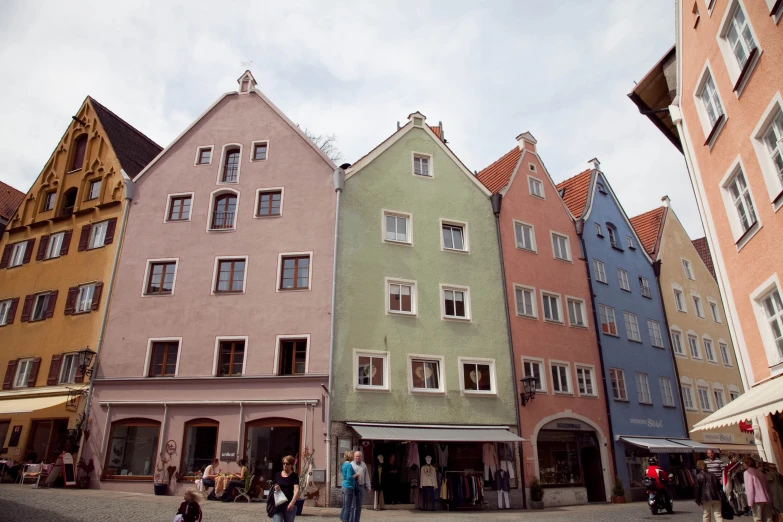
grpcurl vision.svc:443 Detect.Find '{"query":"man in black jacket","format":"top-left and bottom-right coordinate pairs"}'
top-left (695, 460), bottom-right (725, 522)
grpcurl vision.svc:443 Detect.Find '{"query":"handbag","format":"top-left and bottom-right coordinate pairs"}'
top-left (274, 488), bottom-right (289, 507)
top-left (720, 490), bottom-right (734, 520)
top-left (173, 516), bottom-right (184, 522)
top-left (266, 492), bottom-right (276, 518)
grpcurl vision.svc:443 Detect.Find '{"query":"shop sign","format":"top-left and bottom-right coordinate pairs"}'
top-left (702, 433), bottom-right (735, 443)
top-left (541, 420), bottom-right (592, 431)
top-left (220, 441), bottom-right (238, 461)
top-left (630, 418), bottom-right (663, 428)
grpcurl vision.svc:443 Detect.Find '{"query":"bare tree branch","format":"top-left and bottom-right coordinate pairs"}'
top-left (299, 126), bottom-right (344, 164)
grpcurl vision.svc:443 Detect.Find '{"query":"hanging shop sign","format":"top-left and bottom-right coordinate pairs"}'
top-left (220, 441), bottom-right (238, 461)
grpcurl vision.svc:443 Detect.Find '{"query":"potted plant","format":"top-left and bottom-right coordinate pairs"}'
top-left (611, 477), bottom-right (626, 503)
top-left (530, 477), bottom-right (544, 509)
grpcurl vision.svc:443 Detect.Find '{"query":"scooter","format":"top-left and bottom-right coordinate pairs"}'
top-left (643, 477), bottom-right (674, 515)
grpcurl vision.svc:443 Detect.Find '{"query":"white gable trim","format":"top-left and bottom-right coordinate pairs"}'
top-left (502, 149), bottom-right (579, 219)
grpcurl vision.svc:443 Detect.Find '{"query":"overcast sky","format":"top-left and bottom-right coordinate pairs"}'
top-left (0, 1), bottom-right (703, 238)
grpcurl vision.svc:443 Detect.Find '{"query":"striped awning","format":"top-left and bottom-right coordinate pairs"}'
top-left (692, 376), bottom-right (783, 432)
top-left (348, 423), bottom-right (524, 442)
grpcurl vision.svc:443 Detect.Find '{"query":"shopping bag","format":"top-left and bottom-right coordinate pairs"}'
top-left (274, 489), bottom-right (289, 507)
top-left (173, 515), bottom-right (184, 522)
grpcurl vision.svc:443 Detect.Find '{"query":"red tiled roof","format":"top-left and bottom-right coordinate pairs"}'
top-left (629, 206), bottom-right (666, 258)
top-left (476, 147), bottom-right (521, 194)
top-left (429, 125), bottom-right (441, 139)
top-left (0, 180), bottom-right (25, 222)
top-left (555, 169), bottom-right (592, 218)
top-left (692, 237), bottom-right (717, 279)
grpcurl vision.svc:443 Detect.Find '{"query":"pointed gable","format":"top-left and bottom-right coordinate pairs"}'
top-left (556, 169), bottom-right (592, 218)
top-left (476, 147), bottom-right (521, 194)
top-left (0, 181), bottom-right (25, 224)
top-left (692, 237), bottom-right (717, 279)
top-left (630, 206), bottom-right (667, 259)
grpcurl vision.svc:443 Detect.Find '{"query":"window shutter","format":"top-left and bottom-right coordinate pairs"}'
top-left (2, 359), bottom-right (18, 390)
top-left (60, 230), bottom-right (73, 255)
top-left (45, 290), bottom-right (58, 319)
top-left (77, 224), bottom-right (92, 251)
top-left (27, 357), bottom-right (41, 387)
top-left (104, 217), bottom-right (118, 245)
top-left (64, 287), bottom-right (79, 316)
top-left (6, 297), bottom-right (19, 324)
top-left (20, 295), bottom-right (34, 322)
top-left (36, 235), bottom-right (50, 261)
top-left (90, 282), bottom-right (104, 311)
top-left (46, 354), bottom-right (63, 386)
top-left (0, 244), bottom-right (11, 268)
top-left (74, 361), bottom-right (85, 383)
top-left (22, 239), bottom-right (35, 264)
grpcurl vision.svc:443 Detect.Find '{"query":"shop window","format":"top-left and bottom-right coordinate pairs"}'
top-left (181, 419), bottom-right (219, 478)
top-left (410, 357), bottom-right (442, 392)
top-left (245, 419), bottom-right (301, 480)
top-left (536, 429), bottom-right (599, 487)
top-left (356, 351), bottom-right (388, 390)
top-left (460, 358), bottom-right (494, 394)
top-left (278, 338), bottom-right (307, 375)
top-left (104, 419), bottom-right (160, 479)
top-left (27, 419), bottom-right (69, 465)
top-left (0, 421), bottom-right (9, 448)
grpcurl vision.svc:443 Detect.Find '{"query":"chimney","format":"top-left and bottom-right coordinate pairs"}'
top-left (237, 70), bottom-right (257, 94)
top-left (661, 195), bottom-right (671, 207)
top-left (515, 131), bottom-right (537, 152)
top-left (588, 157), bottom-right (601, 170)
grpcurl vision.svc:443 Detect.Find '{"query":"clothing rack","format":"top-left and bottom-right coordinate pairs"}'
top-left (444, 471), bottom-right (486, 510)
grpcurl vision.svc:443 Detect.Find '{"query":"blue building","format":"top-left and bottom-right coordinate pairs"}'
top-left (557, 161), bottom-right (695, 499)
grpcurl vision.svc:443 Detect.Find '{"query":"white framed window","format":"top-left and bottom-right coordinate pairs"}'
top-left (607, 225), bottom-right (618, 248)
top-left (441, 284), bottom-right (471, 321)
top-left (14, 358), bottom-right (35, 388)
top-left (551, 232), bottom-right (571, 261)
top-left (750, 278), bottom-right (783, 366)
top-left (386, 278), bottom-right (417, 316)
top-left (383, 210), bottom-right (412, 245)
top-left (75, 283), bottom-right (96, 313)
top-left (626, 236), bottom-right (634, 249)
top-left (689, 334), bottom-right (702, 359)
top-left (761, 288), bottom-right (783, 361)
top-left (714, 388), bottom-right (726, 409)
top-left (8, 241), bottom-right (26, 267)
top-left (550, 361), bottom-right (571, 394)
top-left (212, 336), bottom-right (247, 377)
top-left (617, 269), bottom-right (630, 291)
top-left (89, 220), bottom-right (109, 249)
top-left (86, 179), bottom-right (102, 200)
top-left (355, 350), bottom-right (389, 391)
top-left (704, 338), bottom-right (717, 363)
top-left (599, 304), bottom-right (618, 336)
top-left (721, 163), bottom-right (759, 242)
top-left (693, 295), bottom-right (705, 318)
top-left (513, 221), bottom-right (536, 252)
top-left (214, 256), bottom-right (250, 294)
top-left (659, 377), bottom-right (675, 407)
top-left (250, 140), bottom-right (269, 162)
top-left (764, 111), bottom-right (783, 182)
top-left (719, 342), bottom-right (733, 366)
top-left (639, 276), bottom-right (652, 298)
top-left (45, 232), bottom-right (66, 259)
top-left (409, 355), bottom-right (444, 393)
top-left (594, 260), bottom-right (607, 283)
top-left (522, 358), bottom-right (546, 392)
top-left (682, 384), bottom-right (696, 410)
top-left (693, 64), bottom-right (726, 144)
top-left (576, 365), bottom-right (596, 397)
top-left (750, 95), bottom-right (783, 206)
top-left (635, 373), bottom-right (652, 404)
top-left (609, 368), bottom-right (628, 401)
top-left (698, 386), bottom-right (713, 411)
top-left (682, 258), bottom-right (695, 280)
top-left (674, 288), bottom-right (687, 312)
top-left (528, 176), bottom-right (545, 198)
top-left (595, 223), bottom-right (603, 236)
top-left (59, 353), bottom-right (80, 384)
top-left (31, 293), bottom-right (51, 321)
top-left (0, 299), bottom-right (13, 326)
top-left (216, 143), bottom-right (243, 184)
top-left (671, 329), bottom-right (686, 356)
top-left (412, 152), bottom-right (432, 177)
top-left (206, 188), bottom-right (239, 232)
top-left (254, 188), bottom-right (283, 218)
top-left (624, 311), bottom-right (641, 342)
top-left (528, 162), bottom-right (537, 172)
top-left (440, 219), bottom-right (468, 253)
top-left (717, 0), bottom-right (760, 94)
top-left (541, 292), bottom-right (562, 323)
top-left (194, 145), bottom-right (213, 165)
top-left (459, 357), bottom-right (496, 394)
top-left (709, 299), bottom-right (722, 322)
top-left (514, 285), bottom-right (537, 319)
top-left (566, 298), bottom-right (587, 328)
top-left (730, 390), bottom-right (741, 402)
top-left (648, 320), bottom-right (664, 348)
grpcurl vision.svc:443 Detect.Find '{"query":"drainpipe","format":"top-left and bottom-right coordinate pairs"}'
top-left (576, 219), bottom-right (618, 485)
top-left (325, 163), bottom-right (347, 506)
top-left (76, 174), bottom-right (135, 467)
top-left (238, 402), bottom-right (244, 460)
top-left (490, 193), bottom-right (526, 509)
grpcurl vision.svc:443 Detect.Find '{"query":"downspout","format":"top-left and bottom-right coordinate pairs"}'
top-left (490, 193), bottom-right (526, 509)
top-left (238, 402), bottom-right (244, 461)
top-left (76, 174), bottom-right (135, 467)
top-left (576, 218), bottom-right (618, 482)
top-left (325, 164), bottom-right (347, 506)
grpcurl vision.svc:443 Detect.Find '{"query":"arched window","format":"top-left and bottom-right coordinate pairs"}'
top-left (71, 135), bottom-right (88, 172)
top-left (59, 188), bottom-right (78, 217)
top-left (211, 193), bottom-right (237, 230)
top-left (244, 418), bottom-right (301, 477)
top-left (103, 418), bottom-right (160, 479)
top-left (221, 148), bottom-right (240, 183)
top-left (606, 223), bottom-right (618, 248)
top-left (181, 418), bottom-right (219, 477)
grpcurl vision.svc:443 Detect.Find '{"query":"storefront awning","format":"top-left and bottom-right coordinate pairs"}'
top-left (348, 423), bottom-right (524, 442)
top-left (668, 439), bottom-right (718, 452)
top-left (619, 436), bottom-right (712, 454)
top-left (715, 444), bottom-right (759, 453)
top-left (0, 395), bottom-right (70, 414)
top-left (692, 376), bottom-right (783, 432)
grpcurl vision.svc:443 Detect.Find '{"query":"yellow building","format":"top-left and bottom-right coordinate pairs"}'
top-left (631, 197), bottom-right (754, 455)
top-left (0, 97), bottom-right (160, 466)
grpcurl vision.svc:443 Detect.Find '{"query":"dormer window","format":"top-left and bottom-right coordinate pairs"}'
top-left (236, 71), bottom-right (257, 94)
top-left (221, 147), bottom-right (240, 183)
top-left (70, 135), bottom-right (87, 172)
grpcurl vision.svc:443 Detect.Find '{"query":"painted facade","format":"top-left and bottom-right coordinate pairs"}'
top-left (631, 0), bottom-right (783, 464)
top-left (0, 98), bottom-right (160, 466)
top-left (81, 73), bottom-right (336, 500)
top-left (330, 113), bottom-right (522, 508)
top-left (630, 199), bottom-right (752, 453)
top-left (557, 165), bottom-right (688, 498)
top-left (476, 133), bottom-right (614, 506)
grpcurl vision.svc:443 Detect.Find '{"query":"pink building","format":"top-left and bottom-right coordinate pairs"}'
top-left (82, 72), bottom-right (337, 500)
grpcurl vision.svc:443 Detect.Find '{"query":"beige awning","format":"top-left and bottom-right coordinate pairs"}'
top-left (348, 423), bottom-right (524, 442)
top-left (0, 395), bottom-right (71, 414)
top-left (692, 376), bottom-right (783, 432)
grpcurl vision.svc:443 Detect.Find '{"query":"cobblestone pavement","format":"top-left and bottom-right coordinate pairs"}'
top-left (0, 485), bottom-right (709, 522)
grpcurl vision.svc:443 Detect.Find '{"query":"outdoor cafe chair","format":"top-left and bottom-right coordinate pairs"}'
top-left (18, 463), bottom-right (47, 488)
top-left (234, 474), bottom-right (255, 502)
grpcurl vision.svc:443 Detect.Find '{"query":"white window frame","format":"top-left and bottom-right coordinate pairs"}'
top-left (458, 357), bottom-right (497, 395)
top-left (141, 258), bottom-right (180, 297)
top-left (0, 298), bottom-right (12, 326)
top-left (709, 298), bottom-right (722, 323)
top-left (382, 210), bottom-right (413, 246)
top-left (594, 260), bottom-right (607, 284)
top-left (617, 269), bottom-right (630, 291)
top-left (411, 151), bottom-right (433, 178)
top-left (635, 373), bottom-right (652, 404)
top-left (206, 188), bottom-right (240, 233)
top-left (354, 349), bottom-right (390, 392)
top-left (513, 220), bottom-right (536, 252)
top-left (88, 221), bottom-right (108, 249)
top-left (595, 223), bottom-right (603, 236)
top-left (194, 145), bottom-right (214, 166)
top-left (440, 284), bottom-right (471, 321)
top-left (275, 252), bottom-right (312, 293)
top-left (713, 385), bottom-right (726, 409)
top-left (386, 277), bottom-right (417, 316)
top-left (575, 364), bottom-right (597, 397)
top-left (626, 235), bottom-right (634, 249)
top-left (566, 296), bottom-right (588, 328)
top-left (45, 231), bottom-right (65, 259)
top-left (704, 336), bottom-right (718, 364)
top-left (440, 219), bottom-right (469, 253)
top-left (716, 0), bottom-right (761, 96)
top-left (528, 162), bottom-right (537, 173)
top-left (681, 382), bottom-right (697, 411)
top-left (688, 332), bottom-right (702, 360)
top-left (609, 368), bottom-right (628, 401)
top-left (528, 175), bottom-right (545, 199)
top-left (607, 225), bottom-right (618, 248)
top-left (31, 293), bottom-right (50, 321)
top-left (9, 241), bottom-right (26, 267)
top-left (599, 304), bottom-right (618, 337)
top-left (210, 336), bottom-right (247, 377)
top-left (729, 384), bottom-right (741, 402)
top-left (549, 360), bottom-right (572, 395)
top-left (522, 357), bottom-right (546, 393)
top-left (163, 192), bottom-right (195, 223)
top-left (550, 232), bottom-right (572, 262)
top-left (719, 340), bottom-right (733, 366)
top-left (216, 143), bottom-right (243, 185)
top-left (624, 311), bottom-right (641, 342)
top-left (698, 385), bottom-right (713, 412)
top-left (74, 283), bottom-right (96, 313)
top-left (648, 319), bottom-right (664, 348)
top-left (682, 258), bottom-right (695, 280)
top-left (750, 93), bottom-right (783, 209)
top-left (253, 187), bottom-right (285, 219)
top-left (408, 354), bottom-right (445, 394)
top-left (212, 255), bottom-right (250, 295)
top-left (659, 377), bottom-right (675, 407)
top-left (639, 276), bottom-right (652, 298)
top-left (692, 61), bottom-right (727, 147)
top-left (273, 334), bottom-right (311, 376)
top-left (767, 0), bottom-right (783, 22)
top-left (541, 291), bottom-right (563, 324)
top-left (693, 293), bottom-right (706, 319)
top-left (719, 157), bottom-right (760, 248)
top-left (673, 285), bottom-right (687, 312)
top-left (250, 140), bottom-right (270, 162)
top-left (86, 179), bottom-right (102, 201)
top-left (143, 338), bottom-right (183, 377)
top-left (59, 352), bottom-right (80, 384)
top-left (513, 284), bottom-right (537, 319)
top-left (14, 358), bottom-right (34, 388)
top-left (671, 327), bottom-right (686, 357)
top-left (749, 275), bottom-right (783, 368)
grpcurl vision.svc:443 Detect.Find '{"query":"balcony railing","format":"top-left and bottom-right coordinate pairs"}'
top-left (222, 165), bottom-right (238, 183)
top-left (59, 206), bottom-right (74, 217)
top-left (210, 211), bottom-right (235, 230)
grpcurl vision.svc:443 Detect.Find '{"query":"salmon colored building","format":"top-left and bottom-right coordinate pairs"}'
top-left (630, 0), bottom-right (783, 464)
top-left (477, 133), bottom-right (614, 506)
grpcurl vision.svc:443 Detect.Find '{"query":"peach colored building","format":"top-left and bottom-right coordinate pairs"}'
top-left (477, 133), bottom-right (614, 506)
top-left (81, 72), bottom-right (337, 500)
top-left (630, 1), bottom-right (783, 464)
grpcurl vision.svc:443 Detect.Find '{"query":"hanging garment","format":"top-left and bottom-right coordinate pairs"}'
top-left (373, 490), bottom-right (385, 510)
top-left (406, 443), bottom-right (420, 468)
top-left (766, 471), bottom-right (783, 513)
top-left (497, 490), bottom-right (510, 509)
top-left (436, 443), bottom-right (449, 468)
top-left (500, 459), bottom-right (515, 480)
top-left (495, 469), bottom-right (510, 492)
top-left (483, 443), bottom-right (498, 481)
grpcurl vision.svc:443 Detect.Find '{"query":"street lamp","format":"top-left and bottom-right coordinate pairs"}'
top-left (519, 376), bottom-right (537, 406)
top-left (77, 347), bottom-right (97, 378)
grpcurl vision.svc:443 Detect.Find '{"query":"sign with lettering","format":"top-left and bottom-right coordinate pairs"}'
top-left (220, 441), bottom-right (238, 461)
top-left (630, 418), bottom-right (663, 428)
top-left (702, 433), bottom-right (735, 443)
top-left (541, 419), bottom-right (595, 432)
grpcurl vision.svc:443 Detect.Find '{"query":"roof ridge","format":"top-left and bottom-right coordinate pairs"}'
top-left (556, 168), bottom-right (592, 187)
top-left (88, 96), bottom-right (162, 152)
top-left (477, 146), bottom-right (517, 176)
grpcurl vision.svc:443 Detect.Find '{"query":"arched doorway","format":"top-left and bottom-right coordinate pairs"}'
top-left (244, 418), bottom-right (301, 481)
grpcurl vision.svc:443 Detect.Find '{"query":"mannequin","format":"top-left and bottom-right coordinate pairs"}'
top-left (372, 454), bottom-right (385, 510)
top-left (495, 468), bottom-right (510, 509)
top-left (420, 455), bottom-right (437, 511)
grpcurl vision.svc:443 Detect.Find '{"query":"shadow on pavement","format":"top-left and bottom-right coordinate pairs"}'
top-left (0, 498), bottom-right (83, 522)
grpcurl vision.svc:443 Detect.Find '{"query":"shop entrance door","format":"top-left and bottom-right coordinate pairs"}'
top-left (26, 419), bottom-right (69, 463)
top-left (580, 446), bottom-right (605, 502)
top-left (245, 418), bottom-right (301, 482)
